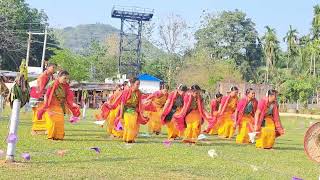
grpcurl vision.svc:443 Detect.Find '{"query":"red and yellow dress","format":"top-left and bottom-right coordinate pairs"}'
top-left (30, 71), bottom-right (53, 133)
top-left (146, 91), bottom-right (168, 134)
top-left (37, 80), bottom-right (80, 140)
top-left (204, 99), bottom-right (220, 135)
top-left (115, 88), bottom-right (148, 143)
top-left (161, 91), bottom-right (184, 139)
top-left (217, 96), bottom-right (238, 138)
top-left (174, 92), bottom-right (211, 143)
top-left (255, 98), bottom-right (284, 149)
top-left (235, 98), bottom-right (257, 144)
top-left (105, 91), bottom-right (122, 137)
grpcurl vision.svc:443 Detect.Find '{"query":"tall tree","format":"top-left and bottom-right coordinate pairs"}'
top-left (195, 10), bottom-right (263, 82)
top-left (312, 5), bottom-right (320, 39)
top-left (0, 0), bottom-right (57, 71)
top-left (261, 26), bottom-right (279, 82)
top-left (283, 25), bottom-right (299, 69)
top-left (157, 14), bottom-right (190, 86)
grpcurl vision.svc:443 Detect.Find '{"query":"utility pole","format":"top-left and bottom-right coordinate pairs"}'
top-left (25, 31), bottom-right (32, 67)
top-left (40, 26), bottom-right (48, 71)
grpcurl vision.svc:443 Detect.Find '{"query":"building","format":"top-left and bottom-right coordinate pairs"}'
top-left (69, 82), bottom-right (118, 108)
top-left (138, 73), bottom-right (162, 94)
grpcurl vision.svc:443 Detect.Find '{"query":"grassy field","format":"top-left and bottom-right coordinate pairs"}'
top-left (0, 108), bottom-right (319, 180)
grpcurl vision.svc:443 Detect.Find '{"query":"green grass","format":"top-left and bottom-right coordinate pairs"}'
top-left (0, 108), bottom-right (319, 180)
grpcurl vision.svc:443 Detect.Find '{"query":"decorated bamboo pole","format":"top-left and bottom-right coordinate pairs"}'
top-left (6, 99), bottom-right (21, 163)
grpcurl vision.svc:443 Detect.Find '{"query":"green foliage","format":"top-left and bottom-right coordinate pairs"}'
top-left (50, 48), bottom-right (90, 82)
top-left (281, 76), bottom-right (316, 105)
top-left (176, 50), bottom-right (243, 92)
top-left (195, 10), bottom-right (263, 82)
top-left (0, 0), bottom-right (57, 71)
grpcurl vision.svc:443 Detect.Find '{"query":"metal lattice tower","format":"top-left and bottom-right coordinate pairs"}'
top-left (111, 6), bottom-right (154, 77)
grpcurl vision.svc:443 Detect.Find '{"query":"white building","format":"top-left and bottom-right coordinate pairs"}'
top-left (138, 74), bottom-right (162, 94)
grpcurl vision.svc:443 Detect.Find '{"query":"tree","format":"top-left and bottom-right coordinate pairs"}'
top-left (261, 26), bottom-right (279, 82)
top-left (156, 14), bottom-right (191, 87)
top-left (195, 10), bottom-right (263, 82)
top-left (0, 0), bottom-right (57, 71)
top-left (283, 25), bottom-right (299, 69)
top-left (50, 48), bottom-right (90, 82)
top-left (312, 5), bottom-right (320, 39)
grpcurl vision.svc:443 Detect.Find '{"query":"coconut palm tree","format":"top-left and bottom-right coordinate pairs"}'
top-left (261, 26), bottom-right (279, 82)
top-left (283, 25), bottom-right (299, 69)
top-left (312, 5), bottom-right (320, 39)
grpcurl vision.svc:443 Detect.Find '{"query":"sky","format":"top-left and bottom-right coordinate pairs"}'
top-left (26, 0), bottom-right (320, 47)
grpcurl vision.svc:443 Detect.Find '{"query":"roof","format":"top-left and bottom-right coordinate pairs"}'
top-left (69, 82), bottom-right (118, 91)
top-left (138, 74), bottom-right (162, 82)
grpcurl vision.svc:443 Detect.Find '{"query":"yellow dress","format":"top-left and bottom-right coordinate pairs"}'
top-left (32, 102), bottom-right (47, 132)
top-left (208, 112), bottom-right (219, 135)
top-left (122, 91), bottom-right (139, 142)
top-left (236, 102), bottom-right (254, 144)
top-left (218, 97), bottom-right (237, 138)
top-left (165, 94), bottom-right (184, 139)
top-left (45, 96), bottom-right (65, 140)
top-left (147, 94), bottom-right (167, 134)
top-left (183, 97), bottom-right (201, 143)
top-left (256, 116), bottom-right (276, 149)
top-left (236, 115), bottom-right (254, 144)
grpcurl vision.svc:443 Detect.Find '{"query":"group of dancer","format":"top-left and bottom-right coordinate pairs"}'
top-left (30, 63), bottom-right (80, 140)
top-left (28, 61), bottom-right (284, 149)
top-left (100, 78), bottom-right (285, 149)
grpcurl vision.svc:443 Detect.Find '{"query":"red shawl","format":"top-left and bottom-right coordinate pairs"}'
top-left (114, 88), bottom-right (148, 127)
top-left (143, 90), bottom-right (163, 112)
top-left (37, 80), bottom-right (80, 120)
top-left (173, 91), bottom-right (211, 131)
top-left (236, 97), bottom-right (257, 124)
top-left (160, 91), bottom-right (180, 124)
top-left (219, 95), bottom-right (231, 116)
top-left (100, 91), bottom-right (123, 119)
top-left (30, 71), bottom-right (52, 99)
top-left (205, 99), bottom-right (220, 131)
top-left (256, 97), bottom-right (284, 137)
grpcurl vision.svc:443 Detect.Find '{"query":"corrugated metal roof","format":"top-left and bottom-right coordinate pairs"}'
top-left (138, 73), bottom-right (162, 82)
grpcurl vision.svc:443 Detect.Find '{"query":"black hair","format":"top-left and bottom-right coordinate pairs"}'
top-left (58, 70), bottom-right (69, 77)
top-left (245, 88), bottom-right (254, 95)
top-left (163, 84), bottom-right (169, 90)
top-left (267, 89), bottom-right (278, 96)
top-left (48, 63), bottom-right (57, 67)
top-left (178, 84), bottom-right (188, 92)
top-left (123, 81), bottom-right (128, 85)
top-left (191, 84), bottom-right (201, 91)
top-left (130, 77), bottom-right (139, 84)
top-left (215, 93), bottom-right (223, 99)
top-left (230, 86), bottom-right (238, 91)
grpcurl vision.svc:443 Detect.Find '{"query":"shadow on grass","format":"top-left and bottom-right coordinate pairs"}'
top-left (31, 157), bottom-right (137, 164)
top-left (274, 146), bottom-right (304, 151)
top-left (66, 129), bottom-right (102, 133)
top-left (63, 138), bottom-right (110, 142)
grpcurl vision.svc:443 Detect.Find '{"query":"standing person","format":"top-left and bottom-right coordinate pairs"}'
top-left (217, 86), bottom-right (239, 139)
top-left (234, 88), bottom-right (258, 144)
top-left (42, 57), bottom-right (49, 72)
top-left (30, 63), bottom-right (56, 135)
top-left (174, 85), bottom-right (211, 143)
top-left (254, 90), bottom-right (284, 149)
top-left (161, 84), bottom-right (188, 140)
top-left (145, 85), bottom-right (169, 135)
top-left (115, 77), bottom-right (148, 143)
top-left (37, 71), bottom-right (80, 140)
top-left (204, 93), bottom-right (223, 135)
